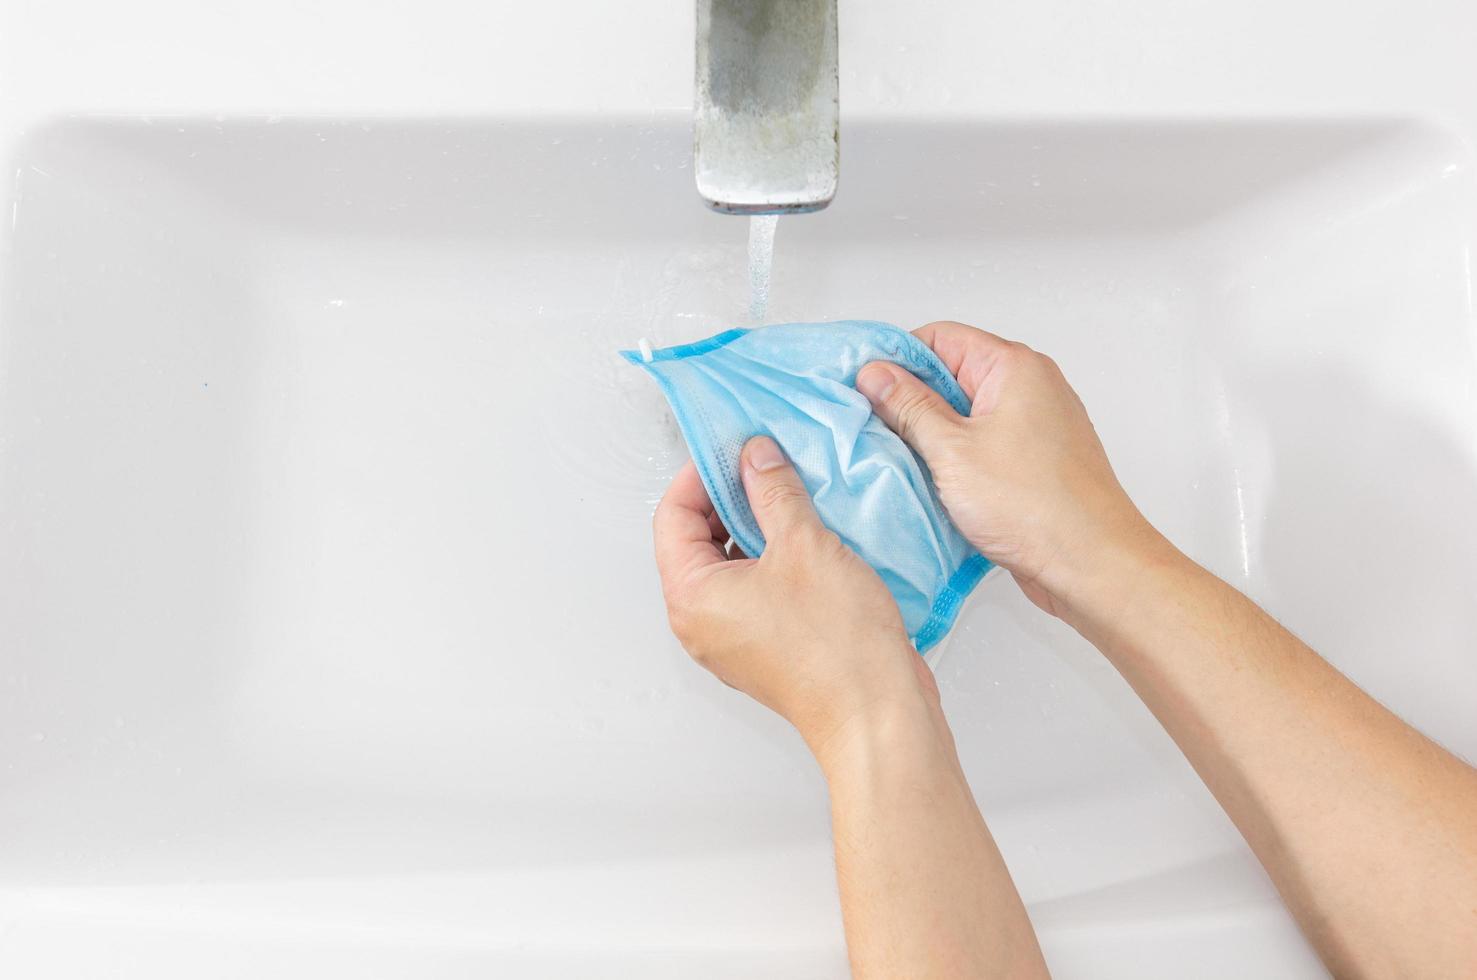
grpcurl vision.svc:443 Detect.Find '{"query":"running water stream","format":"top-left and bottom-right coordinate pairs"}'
top-left (747, 214), bottom-right (779, 322)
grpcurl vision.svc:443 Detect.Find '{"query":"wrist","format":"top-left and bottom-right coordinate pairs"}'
top-left (1035, 512), bottom-right (1186, 628)
top-left (808, 688), bottom-right (958, 787)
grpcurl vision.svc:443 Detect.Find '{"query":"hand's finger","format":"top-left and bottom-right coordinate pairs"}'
top-left (694, 482), bottom-right (747, 561)
top-left (653, 462), bottom-right (728, 590)
top-left (740, 436), bottom-right (823, 542)
top-left (705, 506), bottom-right (729, 545)
top-left (699, 491), bottom-right (749, 560)
top-left (913, 320), bottom-right (1020, 403)
top-left (855, 361), bottom-right (965, 461)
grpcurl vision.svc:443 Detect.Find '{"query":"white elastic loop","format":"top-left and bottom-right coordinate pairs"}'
top-left (638, 338), bottom-right (654, 363)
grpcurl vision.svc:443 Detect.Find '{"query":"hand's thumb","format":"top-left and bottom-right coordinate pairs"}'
top-left (855, 362), bottom-right (964, 459)
top-left (740, 436), bottom-right (821, 542)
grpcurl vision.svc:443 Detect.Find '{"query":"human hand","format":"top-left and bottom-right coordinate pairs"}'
top-left (855, 321), bottom-right (1163, 618)
top-left (652, 436), bottom-right (938, 755)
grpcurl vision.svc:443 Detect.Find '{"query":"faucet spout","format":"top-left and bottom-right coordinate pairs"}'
top-left (694, 0), bottom-right (839, 215)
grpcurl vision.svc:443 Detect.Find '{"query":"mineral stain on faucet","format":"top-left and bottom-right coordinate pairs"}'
top-left (694, 0), bottom-right (839, 215)
top-left (695, 0), bottom-right (835, 320)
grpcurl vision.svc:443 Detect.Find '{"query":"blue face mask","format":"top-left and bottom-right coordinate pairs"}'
top-left (622, 320), bottom-right (991, 653)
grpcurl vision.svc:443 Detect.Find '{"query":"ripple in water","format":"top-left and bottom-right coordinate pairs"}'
top-left (536, 248), bottom-right (740, 526)
top-left (540, 223), bottom-right (783, 528)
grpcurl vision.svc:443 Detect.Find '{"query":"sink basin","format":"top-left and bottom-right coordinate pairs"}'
top-left (2, 115), bottom-right (1475, 978)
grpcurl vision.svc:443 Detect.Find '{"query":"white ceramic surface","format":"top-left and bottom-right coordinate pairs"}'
top-left (1, 3), bottom-right (1475, 978)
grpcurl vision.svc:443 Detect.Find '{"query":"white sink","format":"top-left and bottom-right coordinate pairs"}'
top-left (2, 29), bottom-right (1476, 980)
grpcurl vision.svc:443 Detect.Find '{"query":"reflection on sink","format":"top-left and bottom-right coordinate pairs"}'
top-left (1, 116), bottom-right (1474, 976)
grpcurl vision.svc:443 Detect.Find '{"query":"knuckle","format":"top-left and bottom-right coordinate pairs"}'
top-left (811, 527), bottom-right (850, 561)
top-left (1001, 340), bottom-right (1032, 362)
top-left (757, 478), bottom-right (808, 512)
top-left (1009, 341), bottom-right (1045, 366)
top-left (1026, 348), bottom-right (1066, 384)
top-left (1003, 342), bottom-right (1063, 379)
top-left (890, 388), bottom-right (934, 432)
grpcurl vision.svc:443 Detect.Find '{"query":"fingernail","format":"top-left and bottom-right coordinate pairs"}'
top-left (745, 435), bottom-right (786, 472)
top-left (856, 364), bottom-right (896, 404)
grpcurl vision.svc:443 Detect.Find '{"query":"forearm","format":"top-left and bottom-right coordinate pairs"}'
top-left (1061, 531), bottom-right (1477, 976)
top-left (816, 696), bottom-right (1049, 980)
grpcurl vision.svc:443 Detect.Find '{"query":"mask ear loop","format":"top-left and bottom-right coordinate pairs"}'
top-left (638, 338), bottom-right (654, 363)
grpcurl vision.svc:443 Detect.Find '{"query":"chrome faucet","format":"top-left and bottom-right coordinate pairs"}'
top-left (694, 0), bottom-right (839, 214)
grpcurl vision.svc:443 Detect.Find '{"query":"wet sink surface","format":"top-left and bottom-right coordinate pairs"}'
top-left (2, 117), bottom-right (1475, 977)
